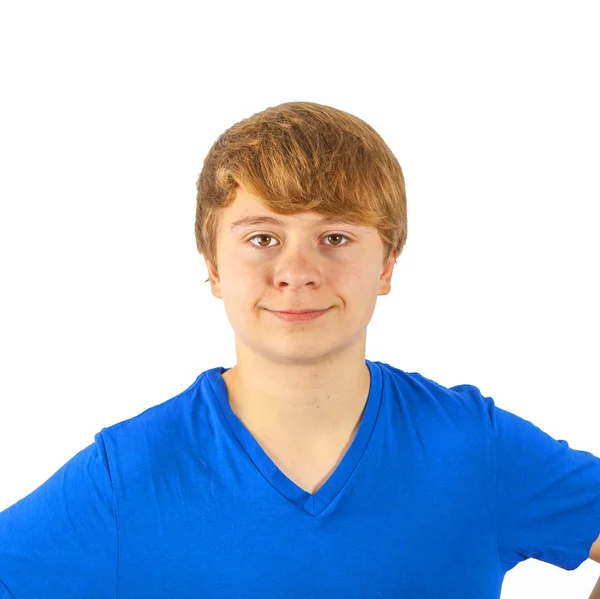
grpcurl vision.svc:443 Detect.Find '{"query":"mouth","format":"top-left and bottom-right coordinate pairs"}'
top-left (267, 307), bottom-right (331, 322)
top-left (272, 309), bottom-right (329, 314)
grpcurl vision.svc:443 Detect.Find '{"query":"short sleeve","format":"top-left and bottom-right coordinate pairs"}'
top-left (488, 398), bottom-right (600, 572)
top-left (0, 432), bottom-right (118, 598)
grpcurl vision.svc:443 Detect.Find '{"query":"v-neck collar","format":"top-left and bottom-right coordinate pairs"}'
top-left (205, 359), bottom-right (383, 516)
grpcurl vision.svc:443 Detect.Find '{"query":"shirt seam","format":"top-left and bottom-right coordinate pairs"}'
top-left (0, 580), bottom-right (16, 599)
top-left (98, 430), bottom-right (120, 599)
top-left (490, 398), bottom-right (506, 573)
top-left (559, 488), bottom-right (600, 569)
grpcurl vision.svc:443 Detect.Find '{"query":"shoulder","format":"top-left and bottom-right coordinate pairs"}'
top-left (377, 360), bottom-right (493, 410)
top-left (98, 372), bottom-right (210, 479)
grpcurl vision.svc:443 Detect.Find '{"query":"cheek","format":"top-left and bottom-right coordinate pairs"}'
top-left (334, 264), bottom-right (369, 288)
top-left (224, 268), bottom-right (262, 301)
top-left (340, 267), bottom-right (381, 308)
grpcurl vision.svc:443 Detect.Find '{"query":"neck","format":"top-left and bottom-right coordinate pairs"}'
top-left (221, 349), bottom-right (371, 448)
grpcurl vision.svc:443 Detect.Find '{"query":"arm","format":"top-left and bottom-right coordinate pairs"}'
top-left (0, 434), bottom-right (118, 598)
top-left (589, 577), bottom-right (600, 599)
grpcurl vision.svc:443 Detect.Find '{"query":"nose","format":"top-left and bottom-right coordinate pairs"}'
top-left (271, 245), bottom-right (324, 290)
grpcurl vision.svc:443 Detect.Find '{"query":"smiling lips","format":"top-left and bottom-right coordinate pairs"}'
top-left (273, 309), bottom-right (328, 314)
top-left (268, 307), bottom-right (331, 322)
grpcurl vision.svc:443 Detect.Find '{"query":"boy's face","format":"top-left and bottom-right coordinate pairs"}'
top-left (204, 185), bottom-right (398, 364)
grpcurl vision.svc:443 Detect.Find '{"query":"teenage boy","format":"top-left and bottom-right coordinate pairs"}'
top-left (1, 101), bottom-right (600, 598)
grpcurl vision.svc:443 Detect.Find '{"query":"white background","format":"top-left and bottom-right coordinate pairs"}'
top-left (0, 1), bottom-right (599, 597)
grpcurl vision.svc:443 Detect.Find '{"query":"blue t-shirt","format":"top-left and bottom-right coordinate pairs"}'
top-left (2, 359), bottom-right (600, 598)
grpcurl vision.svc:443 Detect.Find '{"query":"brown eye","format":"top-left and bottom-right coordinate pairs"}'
top-left (255, 234), bottom-right (273, 247)
top-left (247, 234), bottom-right (277, 248)
top-left (327, 234), bottom-right (344, 246)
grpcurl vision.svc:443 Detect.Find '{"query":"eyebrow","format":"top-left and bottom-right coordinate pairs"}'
top-left (229, 215), bottom-right (360, 231)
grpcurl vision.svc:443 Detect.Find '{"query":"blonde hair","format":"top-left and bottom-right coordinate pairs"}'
top-left (195, 101), bottom-right (407, 277)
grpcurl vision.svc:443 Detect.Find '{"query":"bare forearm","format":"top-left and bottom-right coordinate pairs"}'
top-left (588, 577), bottom-right (600, 599)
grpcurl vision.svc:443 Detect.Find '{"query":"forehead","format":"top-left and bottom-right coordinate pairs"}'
top-left (223, 186), bottom-right (366, 231)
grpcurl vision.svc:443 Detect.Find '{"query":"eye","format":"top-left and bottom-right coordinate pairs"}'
top-left (247, 233), bottom-right (352, 250)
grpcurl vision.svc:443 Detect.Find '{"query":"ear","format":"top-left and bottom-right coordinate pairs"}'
top-left (378, 250), bottom-right (399, 297)
top-left (204, 257), bottom-right (223, 300)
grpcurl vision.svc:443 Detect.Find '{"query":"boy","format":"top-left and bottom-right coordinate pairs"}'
top-left (1, 101), bottom-right (600, 598)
